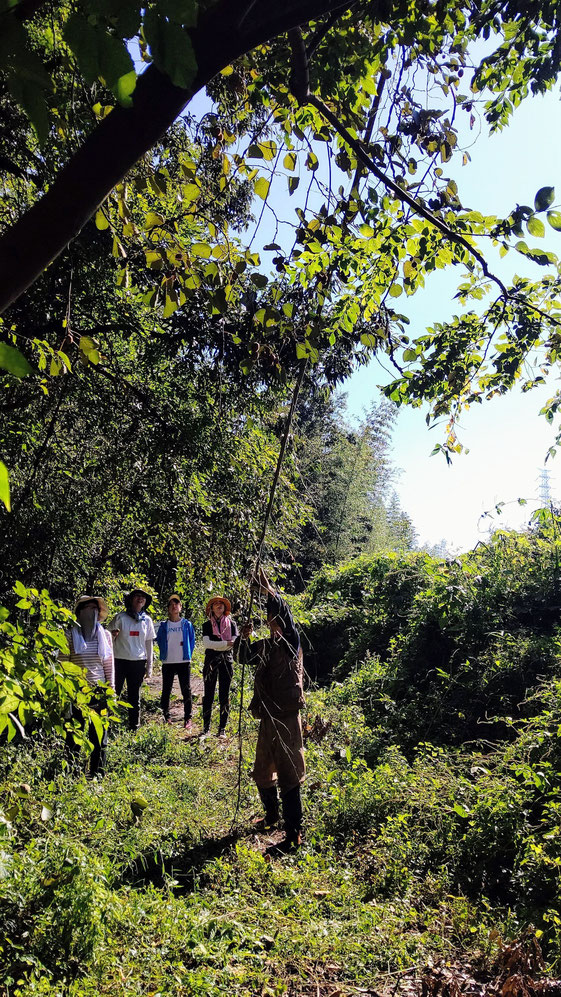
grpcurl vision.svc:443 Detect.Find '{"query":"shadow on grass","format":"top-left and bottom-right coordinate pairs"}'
top-left (117, 826), bottom-right (250, 893)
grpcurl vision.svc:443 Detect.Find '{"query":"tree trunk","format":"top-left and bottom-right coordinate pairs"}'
top-left (0, 0), bottom-right (356, 317)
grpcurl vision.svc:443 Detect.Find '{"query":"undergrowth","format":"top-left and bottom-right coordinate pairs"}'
top-left (3, 528), bottom-right (561, 994)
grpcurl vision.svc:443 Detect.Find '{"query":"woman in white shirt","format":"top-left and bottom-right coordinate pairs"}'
top-left (107, 589), bottom-right (156, 730)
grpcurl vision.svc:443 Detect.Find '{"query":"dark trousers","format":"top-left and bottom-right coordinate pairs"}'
top-left (202, 659), bottom-right (233, 733)
top-left (258, 785), bottom-right (302, 835)
top-left (160, 660), bottom-right (192, 721)
top-left (115, 658), bottom-right (146, 730)
top-left (67, 695), bottom-right (108, 776)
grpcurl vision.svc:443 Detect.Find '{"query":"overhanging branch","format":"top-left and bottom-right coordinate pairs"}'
top-left (0, 0), bottom-right (357, 317)
top-left (308, 93), bottom-right (509, 297)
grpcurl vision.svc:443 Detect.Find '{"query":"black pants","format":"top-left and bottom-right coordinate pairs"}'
top-left (67, 694), bottom-right (108, 776)
top-left (160, 660), bottom-right (192, 721)
top-left (259, 785), bottom-right (302, 835)
top-left (115, 658), bottom-right (146, 730)
top-left (202, 659), bottom-right (233, 733)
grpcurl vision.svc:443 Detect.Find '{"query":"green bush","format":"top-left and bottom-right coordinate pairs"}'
top-left (303, 531), bottom-right (561, 748)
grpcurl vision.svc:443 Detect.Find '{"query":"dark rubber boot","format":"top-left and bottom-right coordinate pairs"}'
top-left (274, 785), bottom-right (302, 850)
top-left (255, 786), bottom-right (280, 829)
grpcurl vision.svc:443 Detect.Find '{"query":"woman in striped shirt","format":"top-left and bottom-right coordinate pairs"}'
top-left (62, 595), bottom-right (114, 776)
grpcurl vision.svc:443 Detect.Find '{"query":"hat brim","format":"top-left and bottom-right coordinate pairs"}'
top-left (74, 596), bottom-right (109, 622)
top-left (205, 596), bottom-right (231, 616)
top-left (124, 589), bottom-right (152, 611)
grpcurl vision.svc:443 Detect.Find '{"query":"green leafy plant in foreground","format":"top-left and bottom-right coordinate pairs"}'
top-left (0, 583), bottom-right (119, 745)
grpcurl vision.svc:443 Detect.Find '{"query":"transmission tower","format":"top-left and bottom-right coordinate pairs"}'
top-left (538, 466), bottom-right (553, 507)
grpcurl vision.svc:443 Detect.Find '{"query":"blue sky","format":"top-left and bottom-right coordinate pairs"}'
top-left (192, 62), bottom-right (561, 552)
top-left (343, 89), bottom-right (561, 551)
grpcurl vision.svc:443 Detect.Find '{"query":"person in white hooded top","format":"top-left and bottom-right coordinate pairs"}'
top-left (61, 595), bottom-right (114, 776)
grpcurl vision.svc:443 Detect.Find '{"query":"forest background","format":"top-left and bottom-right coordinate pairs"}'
top-left (3, 1), bottom-right (561, 995)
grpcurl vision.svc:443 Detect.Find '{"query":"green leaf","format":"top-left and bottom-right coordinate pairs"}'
top-left (6, 73), bottom-right (49, 145)
top-left (283, 152), bottom-right (296, 171)
top-left (95, 210), bottom-right (109, 231)
top-left (95, 0), bottom-right (141, 37)
top-left (144, 211), bottom-right (164, 230)
top-left (0, 19), bottom-right (50, 142)
top-left (547, 210), bottom-right (561, 231)
top-left (254, 177), bottom-right (270, 201)
top-left (288, 176), bottom-right (299, 196)
top-left (191, 242), bottom-right (211, 258)
top-left (182, 182), bottom-right (200, 202)
top-left (360, 333), bottom-right (377, 347)
top-left (527, 215), bottom-right (545, 238)
top-left (163, 292), bottom-right (178, 317)
top-left (258, 141), bottom-right (277, 162)
top-left (64, 16), bottom-right (137, 104)
top-left (115, 69), bottom-right (137, 107)
top-left (306, 151), bottom-right (319, 171)
top-left (0, 342), bottom-right (33, 377)
top-left (453, 802), bottom-right (470, 819)
top-left (143, 10), bottom-right (197, 89)
top-left (534, 186), bottom-right (555, 212)
top-left (388, 283), bottom-right (403, 297)
top-left (250, 273), bottom-right (268, 289)
top-left (0, 461), bottom-right (10, 512)
top-left (79, 335), bottom-right (97, 354)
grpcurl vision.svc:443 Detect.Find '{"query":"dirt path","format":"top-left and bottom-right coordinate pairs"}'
top-left (143, 669), bottom-right (288, 853)
top-left (145, 669), bottom-right (204, 728)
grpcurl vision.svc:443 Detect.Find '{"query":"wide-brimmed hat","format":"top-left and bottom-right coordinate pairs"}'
top-left (74, 595), bottom-right (109, 622)
top-left (124, 589), bottom-right (152, 611)
top-left (205, 595), bottom-right (231, 616)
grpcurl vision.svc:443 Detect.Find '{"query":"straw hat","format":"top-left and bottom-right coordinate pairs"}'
top-left (205, 595), bottom-right (231, 616)
top-left (74, 595), bottom-right (109, 622)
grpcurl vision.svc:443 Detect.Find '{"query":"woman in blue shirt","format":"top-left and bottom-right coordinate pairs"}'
top-left (155, 595), bottom-right (196, 730)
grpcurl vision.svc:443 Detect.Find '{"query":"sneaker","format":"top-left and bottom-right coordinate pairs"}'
top-left (199, 731), bottom-right (211, 741)
top-left (184, 720), bottom-right (193, 732)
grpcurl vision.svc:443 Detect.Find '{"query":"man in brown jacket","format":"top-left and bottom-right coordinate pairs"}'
top-left (242, 568), bottom-right (305, 851)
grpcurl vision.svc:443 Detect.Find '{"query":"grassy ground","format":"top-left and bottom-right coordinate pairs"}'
top-left (1, 668), bottom-right (531, 997)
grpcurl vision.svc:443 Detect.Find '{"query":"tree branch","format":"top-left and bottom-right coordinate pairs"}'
top-left (11, 377), bottom-right (69, 515)
top-left (0, 0), bottom-right (356, 316)
top-left (288, 28), bottom-right (310, 104)
top-left (306, 3), bottom-right (355, 59)
top-left (308, 92), bottom-right (509, 297)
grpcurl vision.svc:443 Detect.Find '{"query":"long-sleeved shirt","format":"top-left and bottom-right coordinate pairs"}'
top-left (155, 617), bottom-right (195, 663)
top-left (202, 618), bottom-right (239, 666)
top-left (244, 592), bottom-right (304, 719)
top-left (61, 626), bottom-right (115, 689)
